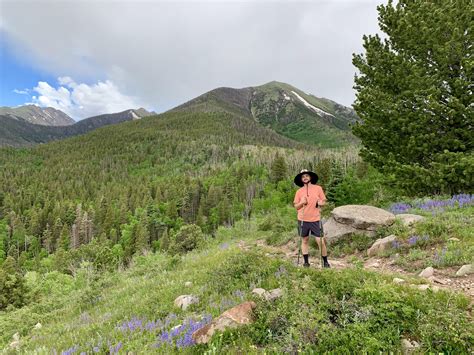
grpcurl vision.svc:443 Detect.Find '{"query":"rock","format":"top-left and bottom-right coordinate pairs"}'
top-left (264, 288), bottom-right (283, 301)
top-left (393, 278), bottom-right (405, 284)
top-left (367, 235), bottom-right (397, 257)
top-left (401, 338), bottom-right (420, 354)
top-left (252, 288), bottom-right (266, 297)
top-left (417, 284), bottom-right (430, 291)
top-left (192, 301), bottom-right (256, 344)
top-left (455, 264), bottom-right (473, 277)
top-left (429, 276), bottom-right (448, 285)
top-left (9, 333), bottom-right (20, 349)
top-left (34, 322), bottom-right (42, 330)
top-left (395, 214), bottom-right (425, 226)
top-left (448, 237), bottom-right (460, 242)
top-left (331, 205), bottom-right (396, 231)
top-left (184, 281), bottom-right (192, 287)
top-left (418, 266), bottom-right (434, 278)
top-left (323, 217), bottom-right (366, 243)
top-left (174, 295), bottom-right (199, 310)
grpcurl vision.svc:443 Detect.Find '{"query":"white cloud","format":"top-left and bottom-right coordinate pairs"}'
top-left (31, 77), bottom-right (149, 120)
top-left (2, 1), bottom-right (381, 110)
top-left (13, 89), bottom-right (29, 94)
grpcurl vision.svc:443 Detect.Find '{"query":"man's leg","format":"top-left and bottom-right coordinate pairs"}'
top-left (301, 236), bottom-right (310, 266)
top-left (315, 237), bottom-right (330, 268)
top-left (314, 237), bottom-right (327, 256)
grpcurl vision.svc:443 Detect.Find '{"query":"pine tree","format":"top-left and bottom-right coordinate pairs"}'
top-left (0, 256), bottom-right (27, 309)
top-left (270, 153), bottom-right (288, 183)
top-left (352, 0), bottom-right (473, 194)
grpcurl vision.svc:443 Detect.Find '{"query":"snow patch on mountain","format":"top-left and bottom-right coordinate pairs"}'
top-left (291, 91), bottom-right (334, 118)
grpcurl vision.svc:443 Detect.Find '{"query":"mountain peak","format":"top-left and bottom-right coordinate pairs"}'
top-left (0, 105), bottom-right (75, 126)
top-left (170, 81), bottom-right (358, 148)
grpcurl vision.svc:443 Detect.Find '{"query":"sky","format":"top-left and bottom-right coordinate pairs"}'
top-left (0, 0), bottom-right (382, 121)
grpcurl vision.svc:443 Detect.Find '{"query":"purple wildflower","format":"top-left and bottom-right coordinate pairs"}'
top-left (392, 240), bottom-right (401, 249)
top-left (220, 242), bottom-right (230, 250)
top-left (389, 202), bottom-right (412, 214)
top-left (154, 314), bottom-right (213, 349)
top-left (61, 345), bottom-right (79, 355)
top-left (232, 290), bottom-right (245, 300)
top-left (109, 341), bottom-right (122, 354)
top-left (408, 235), bottom-right (419, 246)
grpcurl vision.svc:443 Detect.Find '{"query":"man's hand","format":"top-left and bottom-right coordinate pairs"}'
top-left (301, 196), bottom-right (308, 206)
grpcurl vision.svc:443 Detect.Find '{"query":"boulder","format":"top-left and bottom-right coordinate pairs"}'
top-left (264, 288), bottom-right (283, 302)
top-left (455, 264), bottom-right (473, 276)
top-left (418, 267), bottom-right (434, 278)
top-left (396, 214), bottom-right (425, 226)
top-left (174, 295), bottom-right (199, 310)
top-left (367, 235), bottom-right (397, 257)
top-left (251, 288), bottom-right (266, 297)
top-left (324, 205), bottom-right (395, 243)
top-left (192, 301), bottom-right (256, 344)
top-left (323, 217), bottom-right (366, 243)
top-left (331, 205), bottom-right (396, 231)
top-left (401, 338), bottom-right (420, 354)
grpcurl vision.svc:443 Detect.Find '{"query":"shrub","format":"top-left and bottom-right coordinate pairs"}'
top-left (169, 224), bottom-right (206, 254)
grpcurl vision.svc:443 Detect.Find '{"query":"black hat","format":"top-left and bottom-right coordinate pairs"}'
top-left (294, 169), bottom-right (318, 187)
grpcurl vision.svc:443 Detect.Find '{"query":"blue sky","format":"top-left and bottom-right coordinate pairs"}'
top-left (0, 34), bottom-right (56, 107)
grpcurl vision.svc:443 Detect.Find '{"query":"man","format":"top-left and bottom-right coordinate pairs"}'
top-left (293, 169), bottom-right (330, 268)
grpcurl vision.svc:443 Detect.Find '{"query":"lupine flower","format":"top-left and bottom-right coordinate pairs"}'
top-left (61, 345), bottom-right (79, 355)
top-left (389, 194), bottom-right (474, 214)
top-left (220, 242), bottom-right (230, 250)
top-left (392, 240), bottom-right (401, 249)
top-left (389, 203), bottom-right (412, 214)
top-left (232, 290), bottom-right (245, 300)
top-left (154, 315), bottom-right (212, 349)
top-left (109, 342), bottom-right (122, 354)
top-left (408, 235), bottom-right (419, 246)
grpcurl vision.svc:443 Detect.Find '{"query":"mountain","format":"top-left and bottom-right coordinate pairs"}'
top-left (0, 105), bottom-right (75, 126)
top-left (171, 81), bottom-right (359, 148)
top-left (0, 108), bottom-right (156, 147)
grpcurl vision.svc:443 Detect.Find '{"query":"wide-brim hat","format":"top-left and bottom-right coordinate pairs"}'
top-left (294, 169), bottom-right (318, 187)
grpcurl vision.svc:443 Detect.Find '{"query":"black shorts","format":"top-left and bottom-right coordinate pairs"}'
top-left (297, 220), bottom-right (322, 237)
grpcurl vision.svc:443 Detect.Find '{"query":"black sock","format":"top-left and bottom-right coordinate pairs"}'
top-left (322, 255), bottom-right (328, 262)
top-left (303, 254), bottom-right (309, 264)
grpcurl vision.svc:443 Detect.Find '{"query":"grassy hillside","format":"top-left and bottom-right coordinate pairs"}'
top-left (0, 108), bottom-right (360, 270)
top-left (1, 207), bottom-right (472, 353)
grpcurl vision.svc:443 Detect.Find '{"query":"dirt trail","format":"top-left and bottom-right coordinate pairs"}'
top-left (248, 239), bottom-right (474, 301)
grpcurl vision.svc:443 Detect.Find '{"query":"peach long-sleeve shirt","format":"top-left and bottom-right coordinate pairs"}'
top-left (293, 184), bottom-right (326, 222)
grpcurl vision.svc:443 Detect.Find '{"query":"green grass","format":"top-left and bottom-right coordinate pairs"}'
top-left (373, 206), bottom-right (474, 271)
top-left (1, 218), bottom-right (472, 354)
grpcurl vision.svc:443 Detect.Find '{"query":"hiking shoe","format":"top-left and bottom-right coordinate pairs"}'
top-left (323, 260), bottom-right (331, 268)
top-left (303, 262), bottom-right (310, 268)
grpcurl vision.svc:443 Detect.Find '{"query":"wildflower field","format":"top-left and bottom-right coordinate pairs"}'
top-left (1, 195), bottom-right (472, 353)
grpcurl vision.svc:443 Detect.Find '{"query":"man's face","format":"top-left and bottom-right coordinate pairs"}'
top-left (301, 173), bottom-right (311, 184)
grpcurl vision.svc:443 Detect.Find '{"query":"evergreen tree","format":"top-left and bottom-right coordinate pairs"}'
top-left (134, 211), bottom-right (150, 255)
top-left (270, 153), bottom-right (288, 183)
top-left (0, 256), bottom-right (27, 309)
top-left (352, 0), bottom-right (473, 194)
